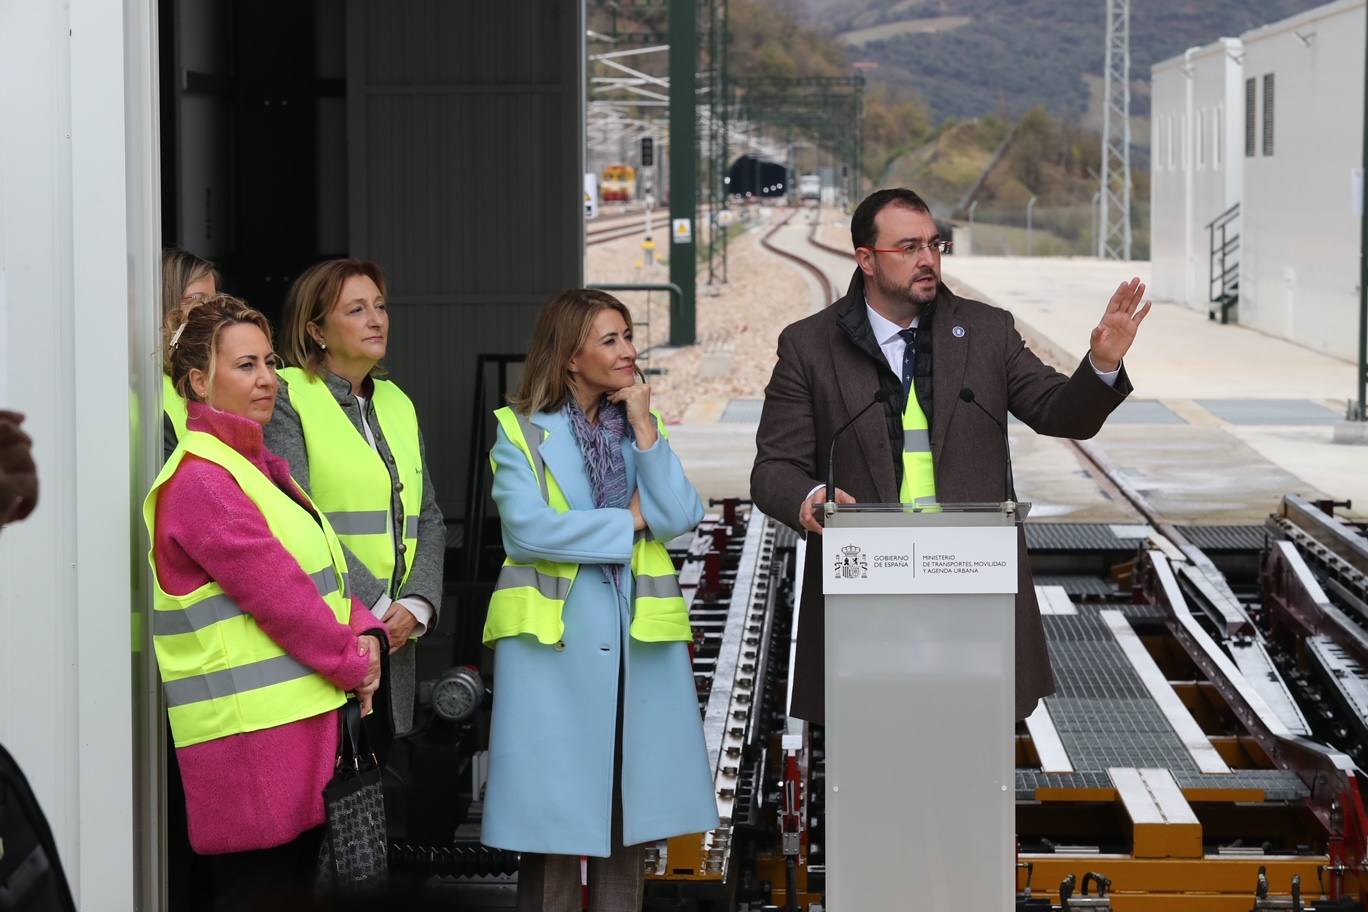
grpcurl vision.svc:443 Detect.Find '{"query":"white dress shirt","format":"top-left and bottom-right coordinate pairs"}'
top-left (804, 303), bottom-right (1121, 507)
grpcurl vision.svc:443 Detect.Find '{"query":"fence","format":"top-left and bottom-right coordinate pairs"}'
top-left (962, 202), bottom-right (1150, 260)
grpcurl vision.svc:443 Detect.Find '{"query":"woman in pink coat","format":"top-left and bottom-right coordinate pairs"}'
top-left (148, 294), bottom-right (384, 911)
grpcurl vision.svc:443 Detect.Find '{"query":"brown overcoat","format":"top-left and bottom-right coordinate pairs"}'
top-left (750, 269), bottom-right (1132, 723)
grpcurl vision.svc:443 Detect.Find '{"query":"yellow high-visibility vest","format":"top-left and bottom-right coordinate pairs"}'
top-left (163, 374), bottom-right (188, 443)
top-left (278, 367), bottom-right (423, 595)
top-left (482, 406), bottom-right (692, 646)
top-left (899, 385), bottom-right (938, 506)
top-left (144, 430), bottom-right (352, 748)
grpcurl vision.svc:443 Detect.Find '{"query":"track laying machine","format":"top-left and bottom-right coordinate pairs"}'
top-left (389, 481), bottom-right (1368, 911)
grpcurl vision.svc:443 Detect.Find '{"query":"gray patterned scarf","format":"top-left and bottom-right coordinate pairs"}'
top-left (565, 395), bottom-right (631, 587)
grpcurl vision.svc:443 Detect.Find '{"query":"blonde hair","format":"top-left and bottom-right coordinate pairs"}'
top-left (161, 248), bottom-right (220, 319)
top-left (160, 249), bottom-right (222, 374)
top-left (280, 258), bottom-right (389, 376)
top-left (165, 294), bottom-right (274, 405)
top-left (508, 289), bottom-right (636, 415)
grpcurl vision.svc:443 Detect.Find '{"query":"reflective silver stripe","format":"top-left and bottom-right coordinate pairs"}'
top-left (163, 653), bottom-right (317, 708)
top-left (915, 495), bottom-right (939, 506)
top-left (327, 510), bottom-right (389, 535)
top-left (156, 568), bottom-right (341, 637)
top-left (311, 566), bottom-right (340, 596)
top-left (153, 594), bottom-right (242, 637)
top-left (636, 573), bottom-right (683, 599)
top-left (404, 515), bottom-right (419, 539)
top-left (495, 564), bottom-right (572, 601)
top-left (903, 428), bottom-right (931, 452)
top-left (514, 412), bottom-right (551, 503)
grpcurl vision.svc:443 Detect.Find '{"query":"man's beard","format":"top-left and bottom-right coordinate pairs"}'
top-left (873, 265), bottom-right (938, 307)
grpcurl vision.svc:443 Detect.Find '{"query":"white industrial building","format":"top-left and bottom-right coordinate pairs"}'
top-left (1149, 39), bottom-right (1244, 311)
top-left (1149, 0), bottom-right (1365, 361)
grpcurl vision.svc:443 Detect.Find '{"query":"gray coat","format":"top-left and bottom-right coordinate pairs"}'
top-left (751, 269), bottom-right (1131, 723)
top-left (264, 369), bottom-right (446, 733)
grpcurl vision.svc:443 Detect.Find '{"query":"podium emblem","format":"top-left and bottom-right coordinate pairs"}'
top-left (835, 543), bottom-right (868, 579)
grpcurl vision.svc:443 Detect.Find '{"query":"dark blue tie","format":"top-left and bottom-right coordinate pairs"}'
top-left (899, 328), bottom-right (918, 399)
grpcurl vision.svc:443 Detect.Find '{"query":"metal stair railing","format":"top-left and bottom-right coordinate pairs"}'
top-left (1206, 202), bottom-right (1241, 324)
top-left (455, 352), bottom-right (526, 665)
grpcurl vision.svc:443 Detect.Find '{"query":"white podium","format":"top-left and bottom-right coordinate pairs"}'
top-left (821, 502), bottom-right (1025, 911)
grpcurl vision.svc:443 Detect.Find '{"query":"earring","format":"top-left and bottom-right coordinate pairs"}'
top-left (320, 342), bottom-right (327, 350)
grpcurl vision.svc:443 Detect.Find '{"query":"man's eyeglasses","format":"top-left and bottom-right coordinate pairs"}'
top-left (862, 240), bottom-right (953, 258)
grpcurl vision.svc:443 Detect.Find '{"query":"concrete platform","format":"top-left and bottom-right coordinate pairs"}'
top-left (1092, 425), bottom-right (1326, 524)
top-left (1010, 430), bottom-right (1135, 522)
top-left (669, 421), bottom-right (759, 506)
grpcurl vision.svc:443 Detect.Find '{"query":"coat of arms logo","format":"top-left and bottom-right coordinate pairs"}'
top-left (835, 543), bottom-right (868, 579)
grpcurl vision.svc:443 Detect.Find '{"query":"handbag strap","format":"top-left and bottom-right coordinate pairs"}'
top-left (336, 627), bottom-right (391, 770)
top-left (338, 700), bottom-right (363, 770)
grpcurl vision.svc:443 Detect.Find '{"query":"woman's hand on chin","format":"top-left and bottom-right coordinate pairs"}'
top-left (608, 383), bottom-right (656, 447)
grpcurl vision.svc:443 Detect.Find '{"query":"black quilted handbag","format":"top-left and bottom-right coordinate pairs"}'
top-left (317, 633), bottom-right (390, 891)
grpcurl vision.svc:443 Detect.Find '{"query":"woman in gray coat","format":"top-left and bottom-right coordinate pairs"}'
top-left (265, 258), bottom-right (444, 734)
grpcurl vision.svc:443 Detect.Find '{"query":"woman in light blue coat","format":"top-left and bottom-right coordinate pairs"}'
top-left (481, 289), bottom-right (717, 912)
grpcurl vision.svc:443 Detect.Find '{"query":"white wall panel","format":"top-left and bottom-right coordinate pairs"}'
top-left (1241, 0), bottom-right (1364, 359)
top-left (0, 0), bottom-right (81, 884)
top-left (0, 0), bottom-right (158, 908)
top-left (69, 0), bottom-right (138, 902)
top-left (1150, 38), bottom-right (1243, 314)
top-left (1150, 56), bottom-right (1189, 304)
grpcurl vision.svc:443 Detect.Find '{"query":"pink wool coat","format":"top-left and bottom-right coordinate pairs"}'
top-left (153, 402), bottom-right (376, 855)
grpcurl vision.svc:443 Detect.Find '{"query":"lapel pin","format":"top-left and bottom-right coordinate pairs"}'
top-left (952, 325), bottom-right (966, 338)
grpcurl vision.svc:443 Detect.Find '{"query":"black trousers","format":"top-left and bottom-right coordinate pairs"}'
top-left (204, 827), bottom-right (323, 912)
top-left (166, 722), bottom-right (213, 912)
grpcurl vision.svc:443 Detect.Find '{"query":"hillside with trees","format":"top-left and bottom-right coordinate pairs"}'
top-left (592, 0), bottom-right (1171, 254)
top-left (797, 0), bottom-right (1330, 120)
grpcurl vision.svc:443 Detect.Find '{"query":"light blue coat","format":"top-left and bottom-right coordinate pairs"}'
top-left (480, 408), bottom-right (719, 856)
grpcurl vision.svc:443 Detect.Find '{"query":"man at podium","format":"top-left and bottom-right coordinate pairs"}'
top-left (750, 187), bottom-right (1150, 724)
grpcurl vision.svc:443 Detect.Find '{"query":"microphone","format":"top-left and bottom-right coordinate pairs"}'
top-left (825, 389), bottom-right (889, 514)
top-left (959, 387), bottom-right (1018, 503)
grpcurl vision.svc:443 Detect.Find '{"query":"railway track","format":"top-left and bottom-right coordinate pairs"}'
top-left (760, 209), bottom-right (834, 303)
top-left (805, 219), bottom-right (850, 261)
top-left (585, 207), bottom-right (669, 246)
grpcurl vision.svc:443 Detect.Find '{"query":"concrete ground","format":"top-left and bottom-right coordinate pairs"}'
top-left (943, 255), bottom-right (1365, 522)
top-left (671, 226), bottom-right (1367, 524)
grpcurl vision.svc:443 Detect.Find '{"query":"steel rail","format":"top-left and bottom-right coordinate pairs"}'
top-left (760, 209), bottom-right (833, 305)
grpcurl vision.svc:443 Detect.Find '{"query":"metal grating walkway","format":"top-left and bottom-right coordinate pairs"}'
top-left (1018, 603), bottom-right (1310, 803)
top-left (1033, 574), bottom-right (1120, 598)
top-left (1026, 523), bottom-right (1146, 552)
top-left (1016, 770), bottom-right (1310, 802)
top-left (1045, 611), bottom-right (1200, 772)
top-left (1174, 525), bottom-right (1268, 552)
